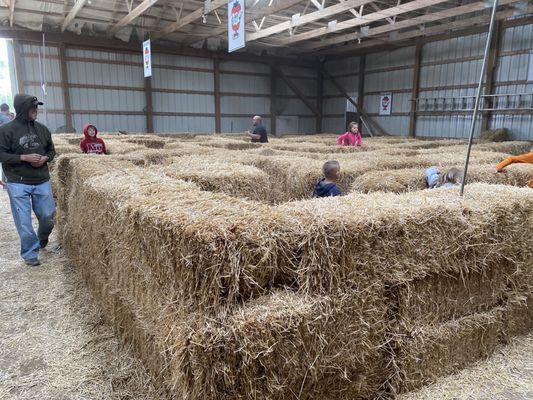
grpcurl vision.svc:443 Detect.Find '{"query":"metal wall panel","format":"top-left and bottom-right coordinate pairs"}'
top-left (221, 117), bottom-right (271, 133)
top-left (67, 48), bottom-right (140, 63)
top-left (68, 60), bottom-right (143, 87)
top-left (72, 114), bottom-right (146, 133)
top-left (416, 115), bottom-right (481, 139)
top-left (367, 46), bottom-right (416, 69)
top-left (152, 68), bottom-right (213, 91)
top-left (220, 73), bottom-right (269, 93)
top-left (495, 53), bottom-right (531, 82)
top-left (323, 117), bottom-right (345, 133)
top-left (69, 88), bottom-right (145, 111)
top-left (366, 68), bottom-right (413, 92)
top-left (422, 33), bottom-right (487, 62)
top-left (153, 92), bottom-right (214, 113)
top-left (298, 117), bottom-right (318, 134)
top-left (325, 56), bottom-right (360, 75)
top-left (152, 53), bottom-right (213, 69)
top-left (153, 116), bottom-right (215, 133)
top-left (500, 24), bottom-right (533, 52)
top-left (220, 61), bottom-right (269, 74)
top-left (220, 96), bottom-right (269, 114)
top-left (421, 59), bottom-right (484, 87)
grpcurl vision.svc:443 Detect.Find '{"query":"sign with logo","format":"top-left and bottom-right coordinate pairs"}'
top-left (379, 93), bottom-right (392, 115)
top-left (228, 0), bottom-right (245, 53)
top-left (143, 39), bottom-right (152, 78)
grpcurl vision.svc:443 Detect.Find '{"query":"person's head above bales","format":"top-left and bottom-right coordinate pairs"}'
top-left (252, 115), bottom-right (262, 126)
top-left (314, 160), bottom-right (342, 198)
top-left (426, 166), bottom-right (464, 189)
top-left (323, 160), bottom-right (341, 182)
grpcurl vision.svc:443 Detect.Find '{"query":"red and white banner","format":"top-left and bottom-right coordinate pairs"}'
top-left (228, 0), bottom-right (245, 53)
top-left (143, 39), bottom-right (152, 78)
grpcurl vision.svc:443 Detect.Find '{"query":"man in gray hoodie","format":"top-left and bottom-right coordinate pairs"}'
top-left (0, 94), bottom-right (56, 266)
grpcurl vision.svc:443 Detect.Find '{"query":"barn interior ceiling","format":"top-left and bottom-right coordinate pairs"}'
top-left (0, 0), bottom-right (530, 56)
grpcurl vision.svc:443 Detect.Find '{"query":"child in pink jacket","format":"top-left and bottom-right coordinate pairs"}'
top-left (337, 121), bottom-right (362, 147)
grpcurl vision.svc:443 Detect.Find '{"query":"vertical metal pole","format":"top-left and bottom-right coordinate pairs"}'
top-left (460, 0), bottom-right (499, 197)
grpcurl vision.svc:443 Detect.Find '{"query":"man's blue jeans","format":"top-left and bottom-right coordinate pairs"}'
top-left (6, 181), bottom-right (56, 261)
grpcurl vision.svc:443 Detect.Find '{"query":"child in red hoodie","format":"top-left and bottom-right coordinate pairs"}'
top-left (337, 121), bottom-right (362, 147)
top-left (80, 124), bottom-right (107, 155)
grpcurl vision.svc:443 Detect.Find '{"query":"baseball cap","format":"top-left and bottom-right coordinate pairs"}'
top-left (31, 97), bottom-right (44, 107)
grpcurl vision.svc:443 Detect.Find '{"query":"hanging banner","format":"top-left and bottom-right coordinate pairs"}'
top-left (228, 0), bottom-right (245, 53)
top-left (379, 93), bottom-right (392, 115)
top-left (143, 39), bottom-right (152, 78)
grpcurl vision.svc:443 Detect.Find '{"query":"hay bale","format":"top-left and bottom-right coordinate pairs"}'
top-left (178, 290), bottom-right (388, 400)
top-left (392, 308), bottom-right (503, 393)
top-left (161, 156), bottom-right (271, 201)
top-left (275, 184), bottom-right (533, 294)
top-left (479, 128), bottom-right (509, 142)
top-left (476, 141), bottom-right (533, 156)
top-left (394, 263), bottom-right (513, 328)
top-left (126, 137), bottom-right (167, 149)
top-left (53, 144), bottom-right (81, 155)
top-left (104, 141), bottom-right (146, 155)
top-left (351, 163), bottom-right (533, 194)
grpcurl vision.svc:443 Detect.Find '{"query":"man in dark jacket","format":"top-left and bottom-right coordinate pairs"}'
top-left (0, 94), bottom-right (56, 266)
top-left (245, 115), bottom-right (268, 143)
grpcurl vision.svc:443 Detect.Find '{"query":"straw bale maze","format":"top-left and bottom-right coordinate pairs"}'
top-left (51, 134), bottom-right (533, 400)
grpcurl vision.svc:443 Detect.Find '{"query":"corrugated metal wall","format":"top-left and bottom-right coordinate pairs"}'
top-left (153, 53), bottom-right (214, 133)
top-left (67, 48), bottom-right (146, 133)
top-left (12, 41), bottom-right (318, 135)
top-left (17, 43), bottom-right (66, 132)
top-left (365, 47), bottom-right (415, 136)
top-left (9, 21), bottom-right (532, 139)
top-left (323, 56), bottom-right (360, 133)
top-left (490, 24), bottom-right (532, 140)
top-left (220, 61), bottom-right (270, 133)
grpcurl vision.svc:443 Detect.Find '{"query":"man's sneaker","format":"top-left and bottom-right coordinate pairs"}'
top-left (25, 258), bottom-right (41, 267)
top-left (39, 239), bottom-right (48, 249)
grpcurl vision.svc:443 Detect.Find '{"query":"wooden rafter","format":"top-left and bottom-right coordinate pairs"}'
top-left (275, 0), bottom-right (451, 46)
top-left (9, 0), bottom-right (15, 27)
top-left (152, 0), bottom-right (226, 40)
top-left (183, 0), bottom-right (306, 45)
top-left (61, 0), bottom-right (88, 32)
top-left (304, 0), bottom-right (520, 51)
top-left (109, 0), bottom-right (160, 36)
top-left (324, 3), bottom-right (532, 54)
top-left (247, 0), bottom-right (373, 42)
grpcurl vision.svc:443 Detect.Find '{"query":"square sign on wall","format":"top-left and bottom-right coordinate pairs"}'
top-left (228, 0), bottom-right (245, 53)
top-left (379, 93), bottom-right (392, 115)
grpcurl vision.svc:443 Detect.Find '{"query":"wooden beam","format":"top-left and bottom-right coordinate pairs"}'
top-left (275, 66), bottom-right (321, 117)
top-left (247, 0), bottom-right (373, 42)
top-left (61, 0), bottom-right (88, 32)
top-left (481, 19), bottom-right (502, 132)
top-left (9, 0), bottom-right (15, 27)
top-left (357, 54), bottom-right (365, 131)
top-left (409, 43), bottom-right (422, 138)
top-left (277, 0), bottom-right (449, 46)
top-left (316, 67), bottom-right (323, 133)
top-left (108, 0), bottom-right (160, 36)
top-left (12, 39), bottom-right (24, 94)
top-left (186, 0), bottom-right (306, 43)
top-left (152, 0), bottom-right (226, 40)
top-left (214, 56), bottom-right (221, 133)
top-left (324, 5), bottom-right (531, 55)
top-left (270, 65), bottom-right (277, 136)
top-left (306, 0), bottom-right (519, 51)
top-left (144, 76), bottom-right (154, 133)
top-left (58, 44), bottom-right (74, 133)
top-left (321, 65), bottom-right (388, 135)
